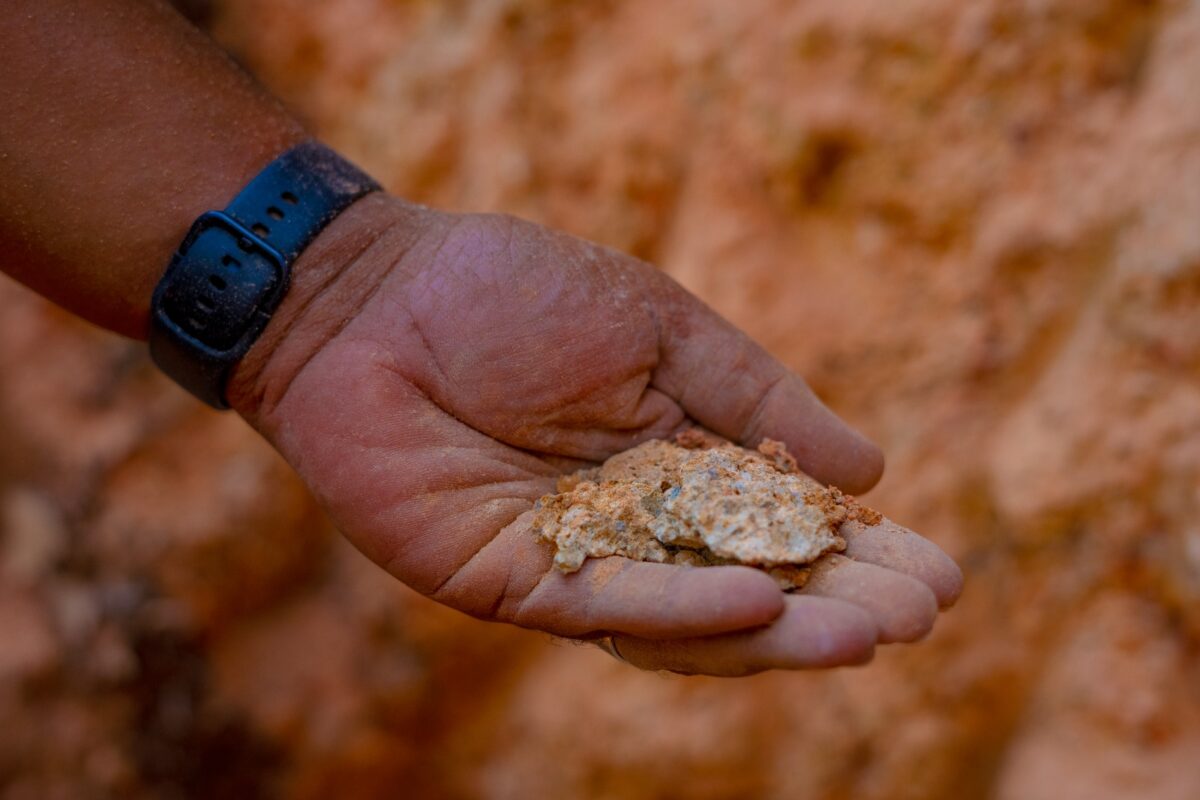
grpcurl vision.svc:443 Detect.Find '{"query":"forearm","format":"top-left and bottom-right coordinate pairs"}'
top-left (0, 0), bottom-right (305, 338)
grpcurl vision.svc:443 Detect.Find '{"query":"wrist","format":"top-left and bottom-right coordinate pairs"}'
top-left (129, 124), bottom-right (307, 337)
top-left (225, 192), bottom-right (436, 428)
top-left (151, 141), bottom-right (386, 408)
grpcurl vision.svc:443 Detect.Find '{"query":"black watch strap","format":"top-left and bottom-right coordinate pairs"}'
top-left (149, 141), bottom-right (380, 408)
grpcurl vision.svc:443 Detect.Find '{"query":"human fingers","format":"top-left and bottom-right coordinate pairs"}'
top-left (800, 554), bottom-right (938, 643)
top-left (840, 519), bottom-right (964, 609)
top-left (607, 594), bottom-right (877, 676)
top-left (436, 515), bottom-right (788, 639)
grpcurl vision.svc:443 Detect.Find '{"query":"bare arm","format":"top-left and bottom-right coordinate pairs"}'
top-left (0, 0), bottom-right (303, 336)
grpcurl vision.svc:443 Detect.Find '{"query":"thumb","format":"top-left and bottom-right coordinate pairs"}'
top-left (647, 273), bottom-right (883, 494)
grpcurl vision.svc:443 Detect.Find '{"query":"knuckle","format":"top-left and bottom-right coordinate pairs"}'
top-left (739, 371), bottom-right (789, 444)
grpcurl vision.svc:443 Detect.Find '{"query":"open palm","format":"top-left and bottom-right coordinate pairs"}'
top-left (230, 194), bottom-right (961, 676)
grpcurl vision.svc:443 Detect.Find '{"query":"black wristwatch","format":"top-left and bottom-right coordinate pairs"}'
top-left (149, 141), bottom-right (380, 408)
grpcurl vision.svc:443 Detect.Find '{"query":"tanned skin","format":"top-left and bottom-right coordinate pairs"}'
top-left (0, 0), bottom-right (961, 676)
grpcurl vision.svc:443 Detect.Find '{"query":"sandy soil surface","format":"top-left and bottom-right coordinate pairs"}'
top-left (4, 0), bottom-right (1200, 797)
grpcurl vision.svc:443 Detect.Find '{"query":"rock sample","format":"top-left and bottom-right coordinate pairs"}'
top-left (531, 431), bottom-right (881, 590)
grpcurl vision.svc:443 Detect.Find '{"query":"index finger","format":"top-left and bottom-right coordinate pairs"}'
top-left (431, 510), bottom-right (788, 640)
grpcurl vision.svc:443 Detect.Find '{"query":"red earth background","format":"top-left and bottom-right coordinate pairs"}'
top-left (4, 1), bottom-right (1200, 798)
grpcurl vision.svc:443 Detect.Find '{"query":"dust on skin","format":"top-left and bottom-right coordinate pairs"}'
top-left (531, 430), bottom-right (883, 591)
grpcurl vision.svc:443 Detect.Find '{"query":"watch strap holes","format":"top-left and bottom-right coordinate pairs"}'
top-left (149, 143), bottom-right (382, 408)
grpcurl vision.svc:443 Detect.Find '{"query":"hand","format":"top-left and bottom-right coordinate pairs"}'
top-left (229, 193), bottom-right (962, 676)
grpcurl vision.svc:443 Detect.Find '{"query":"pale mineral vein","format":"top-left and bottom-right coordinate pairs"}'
top-left (531, 437), bottom-right (863, 590)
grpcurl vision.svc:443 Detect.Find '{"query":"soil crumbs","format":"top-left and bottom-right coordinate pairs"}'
top-left (531, 430), bottom-right (881, 591)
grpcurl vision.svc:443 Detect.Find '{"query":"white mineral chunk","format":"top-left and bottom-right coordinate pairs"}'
top-left (531, 435), bottom-right (876, 589)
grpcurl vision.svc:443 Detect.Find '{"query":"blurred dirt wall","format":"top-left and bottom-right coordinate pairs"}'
top-left (4, 0), bottom-right (1200, 798)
